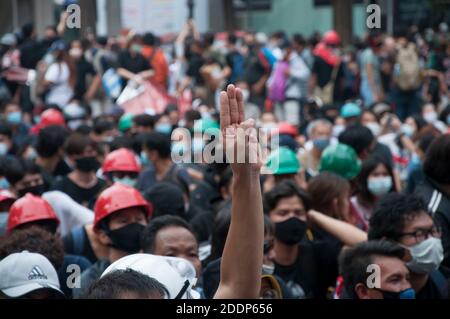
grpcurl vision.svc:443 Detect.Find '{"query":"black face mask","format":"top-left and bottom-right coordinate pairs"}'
top-left (18, 184), bottom-right (47, 198)
top-left (275, 218), bottom-right (308, 246)
top-left (75, 156), bottom-right (100, 173)
top-left (106, 223), bottom-right (146, 254)
top-left (376, 288), bottom-right (416, 300)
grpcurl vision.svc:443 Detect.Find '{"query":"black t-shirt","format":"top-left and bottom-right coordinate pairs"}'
top-left (312, 56), bottom-right (345, 103)
top-left (19, 39), bottom-right (43, 69)
top-left (51, 176), bottom-right (107, 209)
top-left (118, 51), bottom-right (151, 81)
top-left (186, 53), bottom-right (205, 86)
top-left (74, 57), bottom-right (96, 100)
top-left (274, 241), bottom-right (342, 299)
top-left (63, 227), bottom-right (98, 264)
top-left (416, 272), bottom-right (450, 299)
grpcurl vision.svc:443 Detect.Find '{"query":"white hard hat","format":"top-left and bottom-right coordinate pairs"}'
top-left (101, 254), bottom-right (200, 299)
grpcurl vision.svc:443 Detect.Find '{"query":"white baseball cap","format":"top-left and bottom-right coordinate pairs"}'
top-left (101, 254), bottom-right (200, 299)
top-left (0, 251), bottom-right (63, 298)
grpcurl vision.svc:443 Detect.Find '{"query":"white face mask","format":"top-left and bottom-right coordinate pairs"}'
top-left (242, 89), bottom-right (250, 102)
top-left (423, 112), bottom-right (438, 124)
top-left (262, 264), bottom-right (275, 275)
top-left (113, 177), bottom-right (138, 188)
top-left (332, 125), bottom-right (345, 138)
top-left (367, 176), bottom-right (392, 197)
top-left (0, 143), bottom-right (8, 156)
top-left (365, 122), bottom-right (381, 137)
top-left (407, 237), bottom-right (444, 274)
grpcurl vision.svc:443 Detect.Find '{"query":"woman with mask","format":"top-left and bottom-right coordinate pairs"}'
top-left (352, 156), bottom-right (397, 226)
top-left (51, 133), bottom-right (106, 208)
top-left (42, 40), bottom-right (76, 108)
top-left (117, 35), bottom-right (153, 87)
top-left (264, 180), bottom-right (367, 299)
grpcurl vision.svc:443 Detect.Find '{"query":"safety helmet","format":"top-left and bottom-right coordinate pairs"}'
top-left (277, 122), bottom-right (298, 137)
top-left (319, 143), bottom-right (361, 180)
top-left (40, 109), bottom-right (66, 128)
top-left (102, 148), bottom-right (141, 174)
top-left (323, 30), bottom-right (341, 46)
top-left (265, 147), bottom-right (300, 175)
top-left (7, 194), bottom-right (59, 233)
top-left (341, 102), bottom-right (362, 119)
top-left (0, 190), bottom-right (16, 203)
top-left (119, 113), bottom-right (135, 133)
top-left (94, 184), bottom-right (152, 230)
top-left (101, 254), bottom-right (200, 299)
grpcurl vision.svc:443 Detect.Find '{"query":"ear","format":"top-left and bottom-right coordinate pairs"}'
top-left (97, 229), bottom-right (112, 246)
top-left (355, 283), bottom-right (371, 300)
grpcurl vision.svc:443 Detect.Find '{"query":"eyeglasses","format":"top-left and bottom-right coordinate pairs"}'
top-left (398, 226), bottom-right (442, 243)
top-left (264, 240), bottom-right (274, 254)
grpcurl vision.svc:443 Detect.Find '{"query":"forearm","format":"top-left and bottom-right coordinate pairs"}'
top-left (117, 68), bottom-right (137, 81)
top-left (216, 171), bottom-right (264, 299)
top-left (309, 210), bottom-right (368, 246)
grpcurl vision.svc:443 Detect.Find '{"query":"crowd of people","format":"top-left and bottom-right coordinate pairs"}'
top-left (0, 12), bottom-right (449, 299)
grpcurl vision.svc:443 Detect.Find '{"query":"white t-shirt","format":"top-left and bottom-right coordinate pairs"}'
top-left (44, 62), bottom-right (74, 107)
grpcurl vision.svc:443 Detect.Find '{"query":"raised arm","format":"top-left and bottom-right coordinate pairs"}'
top-left (214, 85), bottom-right (264, 299)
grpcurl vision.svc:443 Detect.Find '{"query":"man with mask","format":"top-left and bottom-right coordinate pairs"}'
top-left (339, 241), bottom-right (415, 299)
top-left (4, 159), bottom-right (93, 237)
top-left (369, 193), bottom-right (449, 299)
top-left (101, 148), bottom-right (141, 188)
top-left (264, 180), bottom-right (367, 298)
top-left (299, 119), bottom-right (333, 178)
top-left (72, 183), bottom-right (152, 298)
top-left (1, 103), bottom-right (30, 151)
top-left (51, 133), bottom-right (106, 208)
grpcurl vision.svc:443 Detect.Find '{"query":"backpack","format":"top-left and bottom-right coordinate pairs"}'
top-left (230, 53), bottom-right (245, 83)
top-left (394, 44), bottom-right (421, 91)
top-left (268, 61), bottom-right (289, 102)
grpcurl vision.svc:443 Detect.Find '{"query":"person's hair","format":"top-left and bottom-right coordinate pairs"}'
top-left (143, 32), bottom-right (156, 46)
top-left (184, 110), bottom-right (202, 123)
top-left (0, 226), bottom-right (64, 270)
top-left (84, 269), bottom-right (168, 299)
top-left (96, 36), bottom-right (108, 47)
top-left (228, 34), bottom-right (238, 45)
top-left (306, 119), bottom-right (332, 138)
top-left (143, 133), bottom-right (171, 159)
top-left (409, 114), bottom-right (427, 133)
top-left (0, 121), bottom-right (12, 139)
top-left (92, 120), bottom-right (115, 136)
top-left (339, 124), bottom-right (374, 157)
top-left (263, 180), bottom-right (311, 214)
top-left (54, 49), bottom-right (77, 89)
top-left (36, 125), bottom-right (69, 158)
top-left (368, 193), bottom-right (427, 241)
top-left (355, 156), bottom-right (396, 207)
top-left (141, 215), bottom-right (195, 253)
top-left (423, 135), bottom-right (450, 185)
top-left (5, 159), bottom-right (41, 186)
top-left (21, 23), bottom-right (35, 39)
top-left (292, 33), bottom-right (306, 47)
top-left (208, 203), bottom-right (231, 262)
top-left (133, 114), bottom-right (156, 128)
top-left (64, 133), bottom-right (97, 156)
top-left (339, 240), bottom-right (407, 299)
top-left (308, 172), bottom-right (350, 219)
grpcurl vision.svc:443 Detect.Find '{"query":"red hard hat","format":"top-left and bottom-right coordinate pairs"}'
top-left (7, 194), bottom-right (59, 232)
top-left (323, 30), bottom-right (341, 46)
top-left (277, 122), bottom-right (299, 137)
top-left (40, 109), bottom-right (66, 128)
top-left (102, 148), bottom-right (141, 174)
top-left (94, 183), bottom-right (152, 230)
top-left (0, 189), bottom-right (16, 203)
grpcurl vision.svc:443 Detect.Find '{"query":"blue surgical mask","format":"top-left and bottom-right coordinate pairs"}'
top-left (313, 138), bottom-right (330, 152)
top-left (113, 177), bottom-right (137, 188)
top-left (367, 176), bottom-right (392, 197)
top-left (0, 143), bottom-right (9, 156)
top-left (0, 212), bottom-right (8, 237)
top-left (6, 111), bottom-right (22, 125)
top-left (140, 151), bottom-right (151, 167)
top-left (0, 177), bottom-right (10, 190)
top-left (401, 124), bottom-right (414, 138)
top-left (377, 288), bottom-right (416, 300)
top-left (447, 115), bottom-right (450, 125)
top-left (156, 123), bottom-right (173, 135)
